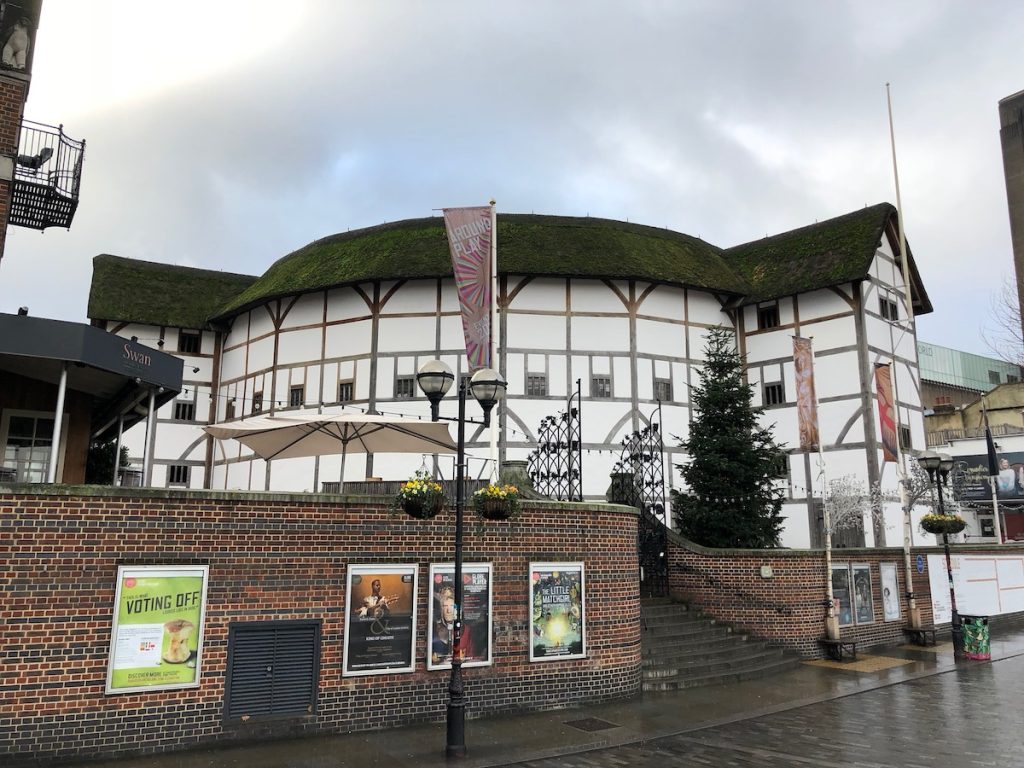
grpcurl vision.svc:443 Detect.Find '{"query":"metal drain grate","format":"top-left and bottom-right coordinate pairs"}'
top-left (564, 717), bottom-right (620, 732)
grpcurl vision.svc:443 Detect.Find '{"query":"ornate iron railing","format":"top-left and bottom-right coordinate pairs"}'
top-left (11, 119), bottom-right (85, 230)
top-left (527, 379), bottom-right (583, 501)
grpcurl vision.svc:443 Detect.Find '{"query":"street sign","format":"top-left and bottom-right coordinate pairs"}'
top-left (916, 554), bottom-right (925, 573)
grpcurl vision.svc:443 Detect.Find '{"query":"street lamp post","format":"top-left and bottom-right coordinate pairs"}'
top-left (416, 360), bottom-right (506, 759)
top-left (917, 450), bottom-right (964, 658)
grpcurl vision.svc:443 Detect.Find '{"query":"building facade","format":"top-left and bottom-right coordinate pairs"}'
top-left (87, 204), bottom-right (931, 549)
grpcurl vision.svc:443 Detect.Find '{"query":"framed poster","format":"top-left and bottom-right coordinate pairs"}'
top-left (830, 564), bottom-right (853, 627)
top-left (343, 564), bottom-right (417, 676)
top-left (529, 562), bottom-right (586, 662)
top-left (880, 562), bottom-right (901, 621)
top-left (427, 563), bottom-right (492, 670)
top-left (852, 564), bottom-right (874, 624)
top-left (105, 565), bottom-right (209, 694)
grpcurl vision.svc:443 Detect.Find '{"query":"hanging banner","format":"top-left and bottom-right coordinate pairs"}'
top-left (874, 363), bottom-right (898, 463)
top-left (529, 562), bottom-right (586, 661)
top-left (105, 565), bottom-right (209, 694)
top-left (443, 206), bottom-right (492, 371)
top-left (343, 564), bottom-right (417, 676)
top-left (792, 336), bottom-right (819, 450)
top-left (427, 563), bottom-right (493, 670)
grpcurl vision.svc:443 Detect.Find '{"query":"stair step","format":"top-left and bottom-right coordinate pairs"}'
top-left (643, 649), bottom-right (787, 678)
top-left (642, 642), bottom-right (773, 666)
top-left (642, 656), bottom-right (800, 692)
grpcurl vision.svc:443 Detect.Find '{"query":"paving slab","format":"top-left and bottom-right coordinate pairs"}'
top-left (52, 625), bottom-right (1024, 768)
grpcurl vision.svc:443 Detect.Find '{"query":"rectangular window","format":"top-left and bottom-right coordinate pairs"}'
top-left (289, 386), bottom-right (304, 407)
top-left (173, 401), bottom-right (195, 421)
top-left (654, 378), bottom-right (672, 403)
top-left (526, 374), bottom-right (548, 397)
top-left (252, 392), bottom-right (263, 414)
top-left (591, 376), bottom-right (612, 399)
top-left (178, 331), bottom-right (201, 354)
top-left (989, 370), bottom-right (1001, 385)
top-left (168, 465), bottom-right (190, 486)
top-left (879, 296), bottom-right (899, 321)
top-left (338, 379), bottom-right (354, 403)
top-left (899, 425), bottom-right (912, 450)
top-left (771, 452), bottom-right (789, 479)
top-left (395, 376), bottom-right (416, 398)
top-left (763, 382), bottom-right (785, 406)
top-left (934, 395), bottom-right (952, 406)
top-left (1009, 375), bottom-right (1020, 384)
top-left (757, 305), bottom-right (779, 330)
top-left (2, 413), bottom-right (55, 483)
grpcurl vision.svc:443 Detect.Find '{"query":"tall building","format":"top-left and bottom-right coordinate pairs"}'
top-left (999, 89), bottom-right (1024, 340)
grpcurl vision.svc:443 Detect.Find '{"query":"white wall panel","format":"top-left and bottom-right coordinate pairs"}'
top-left (510, 277), bottom-right (566, 311)
top-left (571, 316), bottom-right (630, 352)
top-left (637, 284), bottom-right (685, 321)
top-left (745, 330), bottom-right (792, 363)
top-left (325, 320), bottom-right (372, 357)
top-left (797, 316), bottom-right (857, 350)
top-left (687, 293), bottom-right (727, 325)
top-left (326, 286), bottom-right (372, 322)
top-left (636, 318), bottom-right (686, 358)
top-left (507, 313), bottom-right (565, 350)
top-left (612, 357), bottom-right (630, 396)
top-left (277, 328), bottom-right (322, 366)
top-left (377, 315), bottom-right (437, 354)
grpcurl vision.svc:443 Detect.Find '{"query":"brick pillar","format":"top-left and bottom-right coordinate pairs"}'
top-left (0, 73), bottom-right (30, 265)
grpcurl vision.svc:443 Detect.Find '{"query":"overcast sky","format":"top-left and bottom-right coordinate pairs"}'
top-left (1, 0), bottom-right (1021, 355)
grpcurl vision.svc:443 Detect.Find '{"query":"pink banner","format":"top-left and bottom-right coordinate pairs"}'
top-left (792, 336), bottom-right (819, 451)
top-left (443, 206), bottom-right (492, 371)
top-left (875, 363), bottom-right (898, 463)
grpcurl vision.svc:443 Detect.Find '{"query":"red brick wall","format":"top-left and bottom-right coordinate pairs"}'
top-left (0, 74), bottom-right (28, 262)
top-left (0, 487), bottom-right (640, 763)
top-left (667, 530), bottom-right (1024, 655)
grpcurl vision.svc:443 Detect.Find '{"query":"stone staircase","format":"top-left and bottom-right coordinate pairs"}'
top-left (641, 599), bottom-right (800, 691)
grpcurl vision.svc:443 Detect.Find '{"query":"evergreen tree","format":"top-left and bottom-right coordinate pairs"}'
top-left (85, 439), bottom-right (130, 485)
top-left (671, 327), bottom-right (786, 547)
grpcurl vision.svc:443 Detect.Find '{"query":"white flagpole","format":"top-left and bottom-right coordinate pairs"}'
top-left (807, 336), bottom-right (838, 639)
top-left (489, 200), bottom-right (499, 482)
top-left (887, 82), bottom-right (921, 628)
top-left (983, 397), bottom-right (1006, 544)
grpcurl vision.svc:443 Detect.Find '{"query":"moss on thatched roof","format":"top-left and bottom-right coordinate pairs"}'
top-left (722, 203), bottom-right (898, 304)
top-left (87, 204), bottom-right (930, 328)
top-left (213, 215), bottom-right (748, 319)
top-left (88, 255), bottom-right (257, 330)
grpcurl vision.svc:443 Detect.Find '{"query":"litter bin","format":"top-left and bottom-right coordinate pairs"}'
top-left (961, 615), bottom-right (991, 660)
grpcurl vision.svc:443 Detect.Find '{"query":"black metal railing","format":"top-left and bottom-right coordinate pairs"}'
top-left (11, 119), bottom-right (85, 230)
top-left (927, 422), bottom-right (1024, 446)
top-left (527, 379), bottom-right (583, 501)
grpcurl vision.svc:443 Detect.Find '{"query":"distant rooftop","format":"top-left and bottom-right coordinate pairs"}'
top-left (917, 341), bottom-right (1022, 391)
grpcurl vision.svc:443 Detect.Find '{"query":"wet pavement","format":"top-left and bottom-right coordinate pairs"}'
top-left (54, 627), bottom-right (1024, 768)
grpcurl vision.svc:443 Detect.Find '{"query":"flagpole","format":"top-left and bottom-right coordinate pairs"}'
top-left (489, 200), bottom-right (499, 483)
top-left (887, 82), bottom-right (922, 629)
top-left (983, 397), bottom-right (1006, 544)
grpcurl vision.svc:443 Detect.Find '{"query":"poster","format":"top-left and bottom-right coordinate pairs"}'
top-left (529, 562), bottom-right (586, 661)
top-left (880, 562), bottom-right (901, 621)
top-left (427, 563), bottom-right (492, 670)
top-left (343, 564), bottom-right (417, 676)
top-left (831, 565), bottom-right (853, 626)
top-left (105, 565), bottom-right (209, 694)
top-left (953, 451), bottom-right (1024, 505)
top-left (852, 564), bottom-right (874, 624)
top-left (874, 363), bottom-right (898, 463)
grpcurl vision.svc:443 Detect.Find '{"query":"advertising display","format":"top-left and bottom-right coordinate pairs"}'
top-left (343, 564), bottom-right (417, 676)
top-left (105, 565), bottom-right (209, 694)
top-left (831, 564), bottom-right (854, 626)
top-left (880, 562), bottom-right (901, 621)
top-left (955, 451), bottom-right (1024, 504)
top-left (529, 562), bottom-right (585, 661)
top-left (427, 563), bottom-right (492, 670)
top-left (852, 564), bottom-right (874, 624)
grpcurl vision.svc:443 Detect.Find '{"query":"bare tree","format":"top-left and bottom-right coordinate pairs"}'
top-left (824, 475), bottom-right (885, 533)
top-left (982, 276), bottom-right (1024, 368)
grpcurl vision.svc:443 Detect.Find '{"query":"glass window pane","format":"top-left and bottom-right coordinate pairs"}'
top-left (852, 564), bottom-right (874, 624)
top-left (831, 565), bottom-right (853, 627)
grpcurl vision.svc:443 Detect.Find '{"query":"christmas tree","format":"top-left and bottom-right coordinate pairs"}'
top-left (671, 327), bottom-right (786, 547)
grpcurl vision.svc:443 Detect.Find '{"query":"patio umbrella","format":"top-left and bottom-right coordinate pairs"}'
top-left (203, 412), bottom-right (456, 491)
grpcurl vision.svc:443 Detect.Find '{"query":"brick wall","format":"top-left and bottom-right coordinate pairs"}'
top-left (667, 529), bottom-right (1024, 655)
top-left (0, 487), bottom-right (640, 764)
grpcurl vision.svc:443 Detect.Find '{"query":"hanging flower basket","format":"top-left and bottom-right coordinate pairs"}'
top-left (395, 471), bottom-right (446, 520)
top-left (473, 484), bottom-right (521, 520)
top-left (920, 514), bottom-right (967, 536)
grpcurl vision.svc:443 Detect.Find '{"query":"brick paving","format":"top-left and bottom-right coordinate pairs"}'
top-left (513, 655), bottom-right (1024, 767)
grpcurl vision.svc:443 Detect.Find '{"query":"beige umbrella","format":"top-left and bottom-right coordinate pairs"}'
top-left (204, 412), bottom-right (455, 491)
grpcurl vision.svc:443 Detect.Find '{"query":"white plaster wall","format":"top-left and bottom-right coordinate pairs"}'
top-left (378, 315), bottom-right (437, 354)
top-left (571, 316), bottom-right (630, 352)
top-left (324, 320), bottom-right (372, 358)
top-left (635, 318), bottom-right (686, 358)
top-left (507, 313), bottom-right (566, 350)
top-left (277, 327), bottom-right (323, 366)
top-left (686, 292), bottom-right (727, 326)
top-left (511, 278), bottom-right (566, 311)
top-left (637, 284), bottom-right (685, 321)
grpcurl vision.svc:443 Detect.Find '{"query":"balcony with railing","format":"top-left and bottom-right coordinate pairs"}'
top-left (926, 422), bottom-right (1024, 447)
top-left (11, 119), bottom-right (85, 230)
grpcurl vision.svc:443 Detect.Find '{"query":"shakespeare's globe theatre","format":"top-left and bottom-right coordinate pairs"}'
top-left (87, 204), bottom-right (932, 548)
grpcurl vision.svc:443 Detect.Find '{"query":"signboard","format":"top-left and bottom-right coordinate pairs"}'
top-left (955, 452), bottom-right (1024, 505)
top-left (529, 562), bottom-right (585, 661)
top-left (427, 563), bottom-right (493, 670)
top-left (831, 564), bottom-right (854, 626)
top-left (343, 564), bottom-right (417, 676)
top-left (105, 565), bottom-right (209, 694)
top-left (852, 564), bottom-right (874, 624)
top-left (880, 562), bottom-right (901, 621)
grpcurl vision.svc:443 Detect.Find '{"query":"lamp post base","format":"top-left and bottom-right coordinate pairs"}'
top-left (951, 612), bottom-right (965, 659)
top-left (446, 702), bottom-right (466, 759)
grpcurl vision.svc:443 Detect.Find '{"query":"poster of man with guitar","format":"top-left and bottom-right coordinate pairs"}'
top-left (343, 565), bottom-right (417, 676)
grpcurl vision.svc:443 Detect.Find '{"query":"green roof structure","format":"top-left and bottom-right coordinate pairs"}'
top-left (88, 254), bottom-right (258, 330)
top-left (87, 204), bottom-right (930, 328)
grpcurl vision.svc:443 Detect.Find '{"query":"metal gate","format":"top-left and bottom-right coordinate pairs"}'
top-left (527, 379), bottom-right (583, 501)
top-left (613, 413), bottom-right (668, 598)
